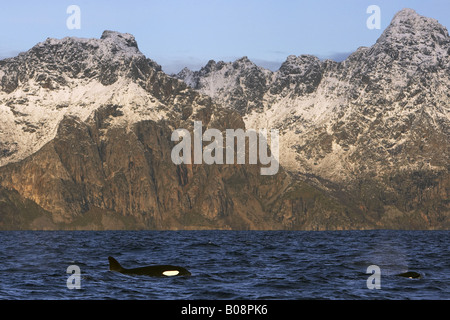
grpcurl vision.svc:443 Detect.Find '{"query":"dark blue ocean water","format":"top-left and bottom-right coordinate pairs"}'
top-left (0, 230), bottom-right (448, 300)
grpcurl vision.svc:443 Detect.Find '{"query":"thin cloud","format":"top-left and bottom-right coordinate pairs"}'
top-left (318, 51), bottom-right (353, 62)
top-left (251, 58), bottom-right (283, 71)
top-left (0, 50), bottom-right (22, 60)
top-left (159, 58), bottom-right (208, 75)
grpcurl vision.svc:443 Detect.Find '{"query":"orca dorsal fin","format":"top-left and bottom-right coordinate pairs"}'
top-left (108, 256), bottom-right (124, 272)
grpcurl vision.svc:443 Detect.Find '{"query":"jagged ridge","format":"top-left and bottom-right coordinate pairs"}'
top-left (1, 30), bottom-right (355, 230)
top-left (176, 8), bottom-right (450, 228)
top-left (0, 8), bottom-right (448, 230)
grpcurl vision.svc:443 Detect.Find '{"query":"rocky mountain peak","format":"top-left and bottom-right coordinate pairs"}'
top-left (176, 67), bottom-right (196, 87)
top-left (377, 8), bottom-right (449, 49)
top-left (100, 30), bottom-right (139, 48)
top-left (232, 56), bottom-right (254, 67)
top-left (0, 30), bottom-right (161, 94)
top-left (35, 30), bottom-right (144, 66)
top-left (0, 31), bottom-right (167, 167)
top-left (389, 8), bottom-right (439, 29)
top-left (176, 8), bottom-right (450, 201)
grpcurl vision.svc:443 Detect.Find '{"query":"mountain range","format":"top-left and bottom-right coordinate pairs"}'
top-left (0, 8), bottom-right (448, 230)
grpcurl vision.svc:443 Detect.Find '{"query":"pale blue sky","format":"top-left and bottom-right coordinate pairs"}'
top-left (0, 0), bottom-right (449, 73)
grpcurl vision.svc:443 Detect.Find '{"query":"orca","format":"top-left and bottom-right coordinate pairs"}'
top-left (395, 271), bottom-right (422, 279)
top-left (108, 256), bottom-right (191, 277)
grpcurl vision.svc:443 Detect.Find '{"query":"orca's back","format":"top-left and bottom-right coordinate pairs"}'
top-left (108, 256), bottom-right (191, 277)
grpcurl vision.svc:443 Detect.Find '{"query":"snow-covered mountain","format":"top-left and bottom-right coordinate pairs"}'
top-left (0, 9), bottom-right (448, 230)
top-left (178, 8), bottom-right (450, 182)
top-left (0, 30), bottom-right (297, 230)
top-left (0, 31), bottom-right (166, 167)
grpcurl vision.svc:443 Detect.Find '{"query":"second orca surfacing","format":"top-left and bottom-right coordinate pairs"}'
top-left (395, 271), bottom-right (422, 279)
top-left (108, 256), bottom-right (191, 277)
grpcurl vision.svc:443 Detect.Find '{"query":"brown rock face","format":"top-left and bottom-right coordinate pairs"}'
top-left (0, 95), bottom-right (294, 229)
top-left (2, 116), bottom-right (274, 229)
top-left (0, 93), bottom-right (377, 230)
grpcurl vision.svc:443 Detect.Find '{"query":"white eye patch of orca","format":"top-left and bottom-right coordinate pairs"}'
top-left (162, 270), bottom-right (180, 276)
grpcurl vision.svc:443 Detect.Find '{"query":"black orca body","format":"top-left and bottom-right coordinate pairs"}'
top-left (396, 271), bottom-right (422, 279)
top-left (108, 256), bottom-right (191, 277)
